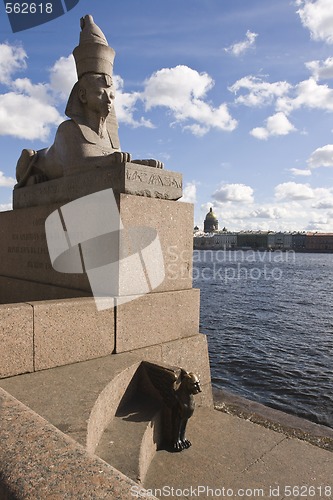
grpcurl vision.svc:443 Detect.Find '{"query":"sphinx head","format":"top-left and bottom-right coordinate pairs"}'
top-left (78, 73), bottom-right (115, 118)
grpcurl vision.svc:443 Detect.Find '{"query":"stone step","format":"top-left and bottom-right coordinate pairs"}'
top-left (143, 407), bottom-right (333, 500)
top-left (0, 352), bottom-right (144, 454)
top-left (95, 392), bottom-right (162, 483)
top-left (0, 352), bottom-right (177, 483)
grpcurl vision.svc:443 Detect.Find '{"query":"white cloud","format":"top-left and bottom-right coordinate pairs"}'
top-left (230, 73), bottom-right (333, 138)
top-left (202, 182), bottom-right (333, 231)
top-left (306, 218), bottom-right (331, 231)
top-left (213, 183), bottom-right (254, 203)
top-left (224, 30), bottom-right (258, 56)
top-left (49, 55), bottom-right (76, 100)
top-left (0, 202), bottom-right (12, 211)
top-left (0, 44), bottom-right (66, 141)
top-left (12, 78), bottom-right (51, 104)
top-left (114, 66), bottom-right (237, 134)
top-left (0, 171), bottom-right (15, 187)
top-left (204, 177), bottom-right (333, 232)
top-left (0, 92), bottom-right (62, 140)
top-left (144, 65), bottom-right (214, 107)
top-left (312, 198), bottom-right (333, 209)
top-left (306, 57), bottom-right (333, 81)
top-left (250, 207), bottom-right (286, 219)
top-left (290, 167), bottom-right (312, 176)
top-left (296, 0), bottom-right (333, 44)
top-left (142, 65), bottom-right (237, 134)
top-left (250, 112), bottom-right (296, 140)
top-left (51, 58), bottom-right (156, 128)
top-left (113, 75), bottom-right (153, 128)
top-left (0, 50), bottom-right (238, 140)
top-left (180, 182), bottom-right (197, 203)
top-left (307, 144), bottom-right (333, 168)
top-left (277, 78), bottom-right (333, 114)
top-left (229, 76), bottom-right (291, 107)
top-left (183, 124), bottom-right (209, 137)
top-left (0, 43), bottom-right (27, 85)
top-left (275, 182), bottom-right (315, 200)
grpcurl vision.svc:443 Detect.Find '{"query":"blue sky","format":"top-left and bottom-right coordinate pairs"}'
top-left (1, 0), bottom-right (333, 231)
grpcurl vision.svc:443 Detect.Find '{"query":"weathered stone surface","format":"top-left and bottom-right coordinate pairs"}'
top-left (115, 289), bottom-right (200, 353)
top-left (13, 163), bottom-right (182, 209)
top-left (0, 275), bottom-right (89, 305)
top-left (160, 333), bottom-right (213, 407)
top-left (32, 297), bottom-right (115, 371)
top-left (0, 387), bottom-right (154, 499)
top-left (118, 194), bottom-right (193, 294)
top-left (0, 303), bottom-right (33, 378)
top-left (0, 194), bottom-right (192, 303)
top-left (0, 203), bottom-right (92, 294)
top-left (160, 333), bottom-right (211, 384)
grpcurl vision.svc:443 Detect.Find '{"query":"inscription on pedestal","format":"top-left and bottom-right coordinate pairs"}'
top-left (13, 163), bottom-right (183, 209)
top-left (0, 207), bottom-right (91, 292)
top-left (1, 195), bottom-right (193, 296)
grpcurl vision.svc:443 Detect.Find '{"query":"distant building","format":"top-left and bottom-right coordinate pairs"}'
top-left (203, 207), bottom-right (218, 233)
top-left (213, 232), bottom-right (237, 249)
top-left (193, 230), bottom-right (333, 252)
top-left (193, 232), bottom-right (236, 249)
top-left (237, 231), bottom-right (269, 249)
top-left (292, 232), bottom-right (306, 251)
top-left (268, 232), bottom-right (293, 250)
top-left (305, 233), bottom-right (333, 252)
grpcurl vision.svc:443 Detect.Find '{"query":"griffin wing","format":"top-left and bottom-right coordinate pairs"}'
top-left (141, 361), bottom-right (183, 408)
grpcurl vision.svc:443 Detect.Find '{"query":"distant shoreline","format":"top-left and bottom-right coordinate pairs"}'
top-left (193, 246), bottom-right (333, 253)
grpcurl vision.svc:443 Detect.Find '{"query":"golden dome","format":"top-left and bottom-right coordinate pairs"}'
top-left (205, 207), bottom-right (218, 220)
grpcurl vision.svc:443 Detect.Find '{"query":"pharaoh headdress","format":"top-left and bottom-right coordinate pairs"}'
top-left (65, 15), bottom-right (120, 148)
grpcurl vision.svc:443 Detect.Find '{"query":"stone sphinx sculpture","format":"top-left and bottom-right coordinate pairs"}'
top-left (142, 362), bottom-right (202, 452)
top-left (15, 15), bottom-right (163, 188)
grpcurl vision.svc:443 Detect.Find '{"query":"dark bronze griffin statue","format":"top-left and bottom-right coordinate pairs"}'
top-left (142, 362), bottom-right (202, 452)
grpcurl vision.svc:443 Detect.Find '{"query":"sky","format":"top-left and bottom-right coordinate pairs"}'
top-left (1, 0), bottom-right (333, 232)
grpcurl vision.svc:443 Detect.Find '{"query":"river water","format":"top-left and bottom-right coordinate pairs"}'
top-left (193, 250), bottom-right (333, 428)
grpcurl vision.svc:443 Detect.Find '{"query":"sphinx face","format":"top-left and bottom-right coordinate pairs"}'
top-left (79, 73), bottom-right (115, 117)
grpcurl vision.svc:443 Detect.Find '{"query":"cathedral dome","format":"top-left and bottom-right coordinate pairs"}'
top-left (205, 207), bottom-right (217, 220)
top-left (204, 207), bottom-right (218, 232)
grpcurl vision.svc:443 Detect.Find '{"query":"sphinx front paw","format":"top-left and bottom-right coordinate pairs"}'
top-left (111, 151), bottom-right (132, 163)
top-left (132, 159), bottom-right (164, 169)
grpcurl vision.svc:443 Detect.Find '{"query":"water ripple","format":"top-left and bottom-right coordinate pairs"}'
top-left (194, 250), bottom-right (333, 428)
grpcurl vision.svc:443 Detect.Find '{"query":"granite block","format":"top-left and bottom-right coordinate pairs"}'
top-left (13, 162), bottom-right (183, 209)
top-left (161, 333), bottom-right (213, 407)
top-left (115, 289), bottom-right (200, 353)
top-left (0, 353), bottom-right (143, 452)
top-left (128, 344), bottom-right (163, 364)
top-left (0, 203), bottom-right (92, 291)
top-left (0, 194), bottom-right (193, 298)
top-left (87, 361), bottom-right (141, 453)
top-left (0, 303), bottom-right (33, 378)
top-left (32, 297), bottom-right (115, 371)
top-left (118, 194), bottom-right (193, 294)
top-left (161, 333), bottom-right (211, 385)
top-left (0, 275), bottom-right (89, 305)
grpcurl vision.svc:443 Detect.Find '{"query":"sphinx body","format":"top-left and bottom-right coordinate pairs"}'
top-left (15, 15), bottom-right (162, 188)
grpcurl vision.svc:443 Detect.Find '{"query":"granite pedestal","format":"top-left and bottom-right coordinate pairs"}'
top-left (0, 161), bottom-right (212, 399)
